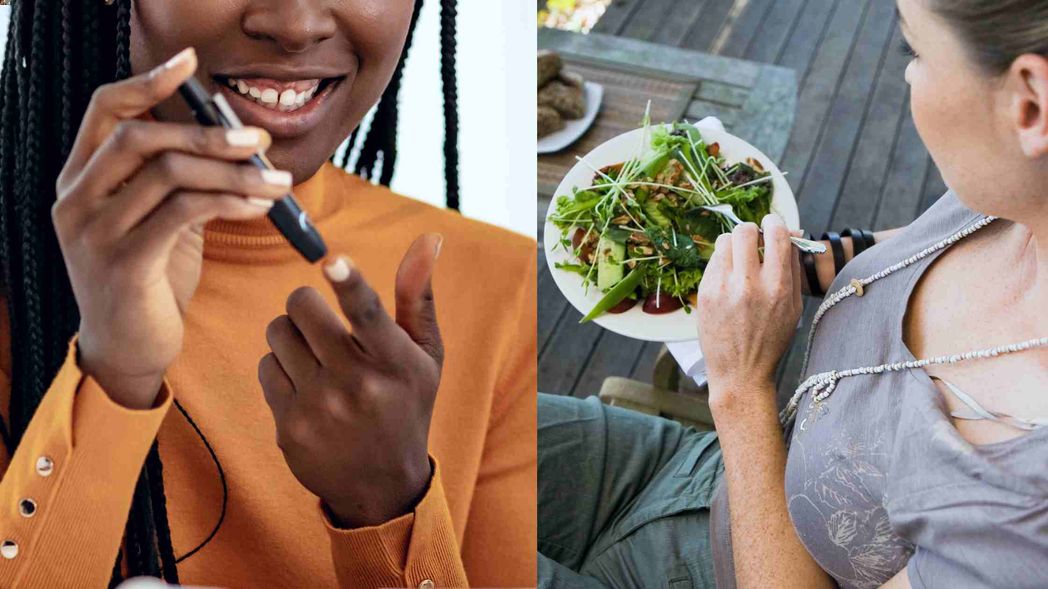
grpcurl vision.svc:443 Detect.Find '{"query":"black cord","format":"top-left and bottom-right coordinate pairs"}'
top-left (172, 399), bottom-right (228, 563)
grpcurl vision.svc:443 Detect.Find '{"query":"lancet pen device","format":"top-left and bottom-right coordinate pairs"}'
top-left (178, 77), bottom-right (328, 263)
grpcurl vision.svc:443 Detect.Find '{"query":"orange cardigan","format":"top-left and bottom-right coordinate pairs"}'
top-left (0, 163), bottom-right (537, 588)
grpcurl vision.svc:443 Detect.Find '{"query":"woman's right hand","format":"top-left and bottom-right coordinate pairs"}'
top-left (53, 47), bottom-right (292, 409)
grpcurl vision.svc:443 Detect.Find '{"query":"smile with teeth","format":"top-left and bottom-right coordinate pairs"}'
top-left (225, 78), bottom-right (323, 112)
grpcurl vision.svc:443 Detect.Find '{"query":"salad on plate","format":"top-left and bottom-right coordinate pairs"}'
top-left (549, 118), bottom-right (776, 322)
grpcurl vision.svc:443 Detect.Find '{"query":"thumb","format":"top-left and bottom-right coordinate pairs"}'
top-left (395, 233), bottom-right (444, 364)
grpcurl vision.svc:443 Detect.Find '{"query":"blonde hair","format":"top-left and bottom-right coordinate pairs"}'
top-left (928, 0), bottom-right (1048, 73)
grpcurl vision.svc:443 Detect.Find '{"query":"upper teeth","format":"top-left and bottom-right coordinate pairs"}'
top-left (226, 78), bottom-right (321, 112)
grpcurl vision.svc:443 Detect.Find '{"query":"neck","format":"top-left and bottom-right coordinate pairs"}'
top-left (1013, 216), bottom-right (1048, 317)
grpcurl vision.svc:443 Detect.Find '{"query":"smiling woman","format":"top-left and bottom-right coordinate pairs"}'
top-left (0, 1), bottom-right (536, 588)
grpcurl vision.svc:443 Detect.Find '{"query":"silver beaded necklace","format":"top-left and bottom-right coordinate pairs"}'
top-left (781, 215), bottom-right (1048, 429)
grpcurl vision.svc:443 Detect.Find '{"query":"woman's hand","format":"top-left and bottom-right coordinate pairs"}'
top-left (695, 215), bottom-right (802, 413)
top-left (53, 47), bottom-right (291, 409)
top-left (258, 234), bottom-right (444, 528)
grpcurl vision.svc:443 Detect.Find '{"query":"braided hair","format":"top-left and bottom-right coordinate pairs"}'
top-left (0, 0), bottom-right (455, 584)
top-left (339, 0), bottom-right (460, 209)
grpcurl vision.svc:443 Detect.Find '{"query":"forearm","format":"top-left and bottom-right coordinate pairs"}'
top-left (0, 335), bottom-right (172, 587)
top-left (710, 381), bottom-right (834, 589)
top-left (805, 228), bottom-right (903, 295)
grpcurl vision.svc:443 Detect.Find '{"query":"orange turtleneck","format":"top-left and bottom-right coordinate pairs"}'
top-left (0, 163), bottom-right (537, 588)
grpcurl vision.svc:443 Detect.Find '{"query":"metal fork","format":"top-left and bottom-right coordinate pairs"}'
top-left (701, 204), bottom-right (827, 254)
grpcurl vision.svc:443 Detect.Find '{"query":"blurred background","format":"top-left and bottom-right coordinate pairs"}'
top-left (0, 2), bottom-right (536, 238)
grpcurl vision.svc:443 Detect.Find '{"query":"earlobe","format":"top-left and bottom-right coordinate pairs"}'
top-left (1010, 55), bottom-right (1048, 158)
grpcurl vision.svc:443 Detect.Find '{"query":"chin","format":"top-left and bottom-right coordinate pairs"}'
top-left (266, 140), bottom-right (329, 186)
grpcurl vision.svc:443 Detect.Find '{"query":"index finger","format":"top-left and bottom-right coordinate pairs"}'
top-left (323, 256), bottom-right (406, 358)
top-left (64, 47), bottom-right (198, 177)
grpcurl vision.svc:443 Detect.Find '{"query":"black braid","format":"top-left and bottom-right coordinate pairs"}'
top-left (0, 0), bottom-right (177, 584)
top-left (343, 0), bottom-right (423, 183)
top-left (439, 0), bottom-right (460, 211)
top-left (335, 0), bottom-right (462, 211)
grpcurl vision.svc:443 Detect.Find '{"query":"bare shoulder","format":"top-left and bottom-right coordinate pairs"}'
top-left (905, 221), bottom-right (1048, 444)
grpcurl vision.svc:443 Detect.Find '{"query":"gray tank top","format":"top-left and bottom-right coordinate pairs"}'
top-left (709, 192), bottom-right (1048, 588)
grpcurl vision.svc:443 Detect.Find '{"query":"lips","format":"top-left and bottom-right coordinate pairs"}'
top-left (210, 73), bottom-right (346, 139)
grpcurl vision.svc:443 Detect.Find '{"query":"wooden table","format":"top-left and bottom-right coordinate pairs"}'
top-left (538, 28), bottom-right (798, 200)
top-left (537, 28), bottom-right (799, 398)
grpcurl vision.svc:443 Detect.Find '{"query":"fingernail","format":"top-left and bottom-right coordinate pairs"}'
top-left (246, 197), bottom-right (274, 210)
top-left (434, 234), bottom-right (444, 259)
top-left (261, 169), bottom-right (293, 187)
top-left (226, 128), bottom-right (262, 147)
top-left (162, 47), bottom-right (195, 70)
top-left (324, 256), bottom-right (353, 283)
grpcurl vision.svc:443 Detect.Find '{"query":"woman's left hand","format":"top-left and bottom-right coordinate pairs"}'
top-left (696, 215), bottom-right (802, 413)
top-left (258, 234), bottom-right (444, 528)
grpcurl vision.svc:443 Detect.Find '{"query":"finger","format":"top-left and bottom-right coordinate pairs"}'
top-left (706, 232), bottom-right (733, 279)
top-left (265, 315), bottom-right (320, 389)
top-left (731, 223), bottom-right (760, 277)
top-left (323, 255), bottom-right (403, 357)
top-left (258, 352), bottom-right (294, 419)
top-left (760, 214), bottom-right (792, 282)
top-left (123, 191), bottom-right (273, 263)
top-left (70, 120), bottom-right (272, 208)
top-left (63, 47), bottom-right (198, 184)
top-left (395, 234), bottom-right (444, 364)
top-left (96, 152), bottom-right (291, 237)
top-left (284, 286), bottom-right (358, 366)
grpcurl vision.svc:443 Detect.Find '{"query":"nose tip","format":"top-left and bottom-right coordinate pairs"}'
top-left (243, 3), bottom-right (337, 53)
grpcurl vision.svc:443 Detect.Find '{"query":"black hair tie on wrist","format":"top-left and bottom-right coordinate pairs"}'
top-left (821, 231), bottom-right (846, 276)
top-left (802, 235), bottom-right (825, 297)
top-left (861, 229), bottom-right (876, 250)
top-left (842, 228), bottom-right (868, 256)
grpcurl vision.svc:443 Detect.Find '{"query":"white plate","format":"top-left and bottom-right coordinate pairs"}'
top-left (543, 123), bottom-right (799, 342)
top-left (538, 82), bottom-right (604, 154)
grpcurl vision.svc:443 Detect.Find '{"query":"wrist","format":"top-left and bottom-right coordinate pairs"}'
top-left (76, 339), bottom-right (165, 410)
top-left (325, 458), bottom-right (433, 529)
top-left (708, 375), bottom-right (778, 418)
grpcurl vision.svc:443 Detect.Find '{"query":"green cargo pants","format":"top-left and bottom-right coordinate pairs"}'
top-left (537, 393), bottom-right (724, 588)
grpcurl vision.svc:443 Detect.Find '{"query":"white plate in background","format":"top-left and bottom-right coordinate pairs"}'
top-left (538, 81), bottom-right (604, 154)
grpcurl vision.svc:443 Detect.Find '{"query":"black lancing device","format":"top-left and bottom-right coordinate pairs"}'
top-left (177, 77), bottom-right (328, 263)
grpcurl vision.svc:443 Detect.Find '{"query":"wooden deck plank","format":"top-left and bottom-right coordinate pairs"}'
top-left (743, 0), bottom-right (808, 65)
top-left (681, 0), bottom-right (738, 53)
top-left (571, 332), bottom-right (649, 397)
top-left (779, 0), bottom-right (870, 194)
top-left (650, 0), bottom-right (710, 47)
top-left (734, 65), bottom-right (798, 164)
top-left (538, 254), bottom-right (570, 356)
top-left (712, 0), bottom-right (775, 57)
top-left (774, 0), bottom-right (837, 82)
top-left (620, 0), bottom-right (686, 41)
top-left (796, 0), bottom-right (897, 233)
top-left (829, 25), bottom-right (912, 228)
top-left (630, 342), bottom-right (665, 381)
top-left (874, 112), bottom-right (930, 230)
top-left (593, 0), bottom-right (645, 35)
top-left (538, 306), bottom-right (605, 395)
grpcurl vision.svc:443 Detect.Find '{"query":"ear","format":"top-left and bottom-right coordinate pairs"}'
top-left (1008, 54), bottom-right (1048, 158)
